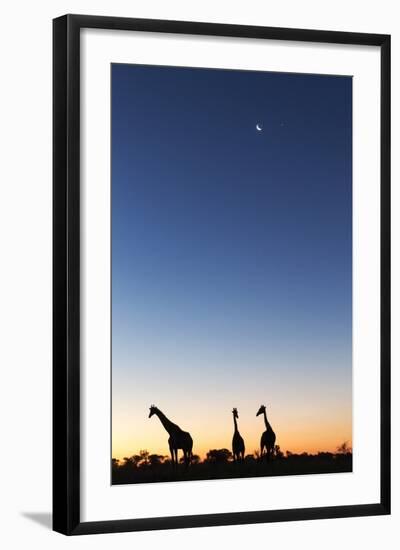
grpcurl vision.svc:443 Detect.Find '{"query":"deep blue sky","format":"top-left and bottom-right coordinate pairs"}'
top-left (111, 64), bottom-right (352, 458)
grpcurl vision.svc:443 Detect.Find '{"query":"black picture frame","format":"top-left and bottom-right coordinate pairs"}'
top-left (53, 14), bottom-right (391, 535)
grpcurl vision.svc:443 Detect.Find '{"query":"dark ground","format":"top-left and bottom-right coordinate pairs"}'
top-left (112, 452), bottom-right (352, 485)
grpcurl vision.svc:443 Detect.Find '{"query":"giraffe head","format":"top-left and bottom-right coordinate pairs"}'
top-left (256, 404), bottom-right (266, 417)
top-left (232, 407), bottom-right (239, 418)
top-left (149, 404), bottom-right (157, 418)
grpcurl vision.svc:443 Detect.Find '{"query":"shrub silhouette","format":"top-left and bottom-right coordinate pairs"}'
top-left (336, 441), bottom-right (352, 455)
top-left (138, 450), bottom-right (150, 466)
top-left (275, 445), bottom-right (284, 459)
top-left (205, 449), bottom-right (232, 464)
top-left (149, 454), bottom-right (165, 467)
top-left (112, 442), bottom-right (352, 485)
top-left (122, 455), bottom-right (141, 469)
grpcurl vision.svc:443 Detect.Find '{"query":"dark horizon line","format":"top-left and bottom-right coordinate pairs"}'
top-left (113, 447), bottom-right (353, 462)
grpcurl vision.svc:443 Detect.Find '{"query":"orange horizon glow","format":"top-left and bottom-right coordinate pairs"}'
top-left (112, 352), bottom-right (352, 463)
top-left (112, 401), bottom-right (352, 462)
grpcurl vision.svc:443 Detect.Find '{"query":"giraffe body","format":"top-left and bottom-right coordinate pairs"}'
top-left (232, 408), bottom-right (245, 461)
top-left (257, 404), bottom-right (276, 461)
top-left (149, 406), bottom-right (193, 467)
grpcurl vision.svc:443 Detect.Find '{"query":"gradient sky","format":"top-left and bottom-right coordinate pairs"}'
top-left (111, 63), bottom-right (352, 461)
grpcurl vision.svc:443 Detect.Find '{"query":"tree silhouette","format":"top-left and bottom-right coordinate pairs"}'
top-left (112, 445), bottom-right (353, 484)
top-left (138, 450), bottom-right (150, 467)
top-left (122, 456), bottom-right (140, 469)
top-left (148, 454), bottom-right (165, 467)
top-left (206, 448), bottom-right (232, 464)
top-left (336, 441), bottom-right (352, 455)
top-left (275, 445), bottom-right (284, 459)
top-left (178, 453), bottom-right (200, 465)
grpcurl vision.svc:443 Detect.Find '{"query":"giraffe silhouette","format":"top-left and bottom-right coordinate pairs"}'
top-left (148, 405), bottom-right (193, 467)
top-left (256, 404), bottom-right (276, 461)
top-left (232, 408), bottom-right (245, 462)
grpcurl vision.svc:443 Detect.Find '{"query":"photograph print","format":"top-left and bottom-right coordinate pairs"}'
top-left (111, 63), bottom-right (353, 485)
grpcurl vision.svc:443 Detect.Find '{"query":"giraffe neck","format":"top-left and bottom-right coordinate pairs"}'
top-left (155, 409), bottom-right (178, 435)
top-left (233, 415), bottom-right (238, 433)
top-left (263, 410), bottom-right (271, 430)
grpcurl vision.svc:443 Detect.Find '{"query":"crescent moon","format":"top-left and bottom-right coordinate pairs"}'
top-left (256, 123), bottom-right (262, 131)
